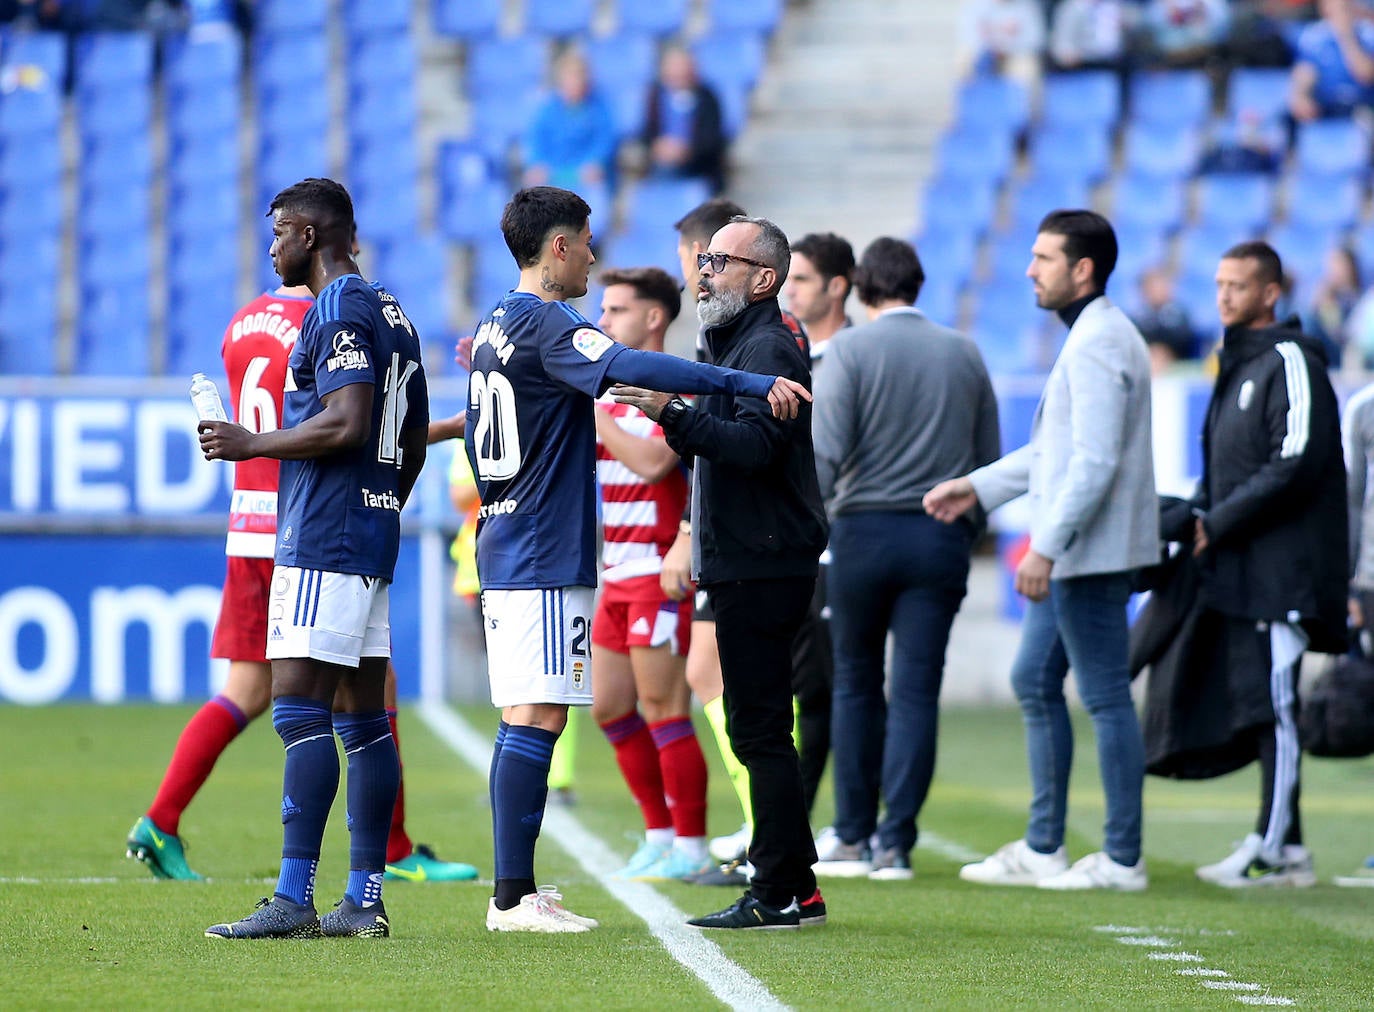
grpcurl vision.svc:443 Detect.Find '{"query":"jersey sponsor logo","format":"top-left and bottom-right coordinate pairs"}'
top-left (326, 330), bottom-right (369, 372)
top-left (361, 488), bottom-right (401, 511)
top-left (572, 327), bottom-right (613, 362)
top-left (472, 320), bottom-right (516, 365)
top-left (478, 498), bottom-right (519, 519)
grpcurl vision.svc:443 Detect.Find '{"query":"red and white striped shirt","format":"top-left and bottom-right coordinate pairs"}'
top-left (596, 397), bottom-right (688, 583)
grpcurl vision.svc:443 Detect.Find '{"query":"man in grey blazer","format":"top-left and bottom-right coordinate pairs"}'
top-left (925, 210), bottom-right (1158, 891)
top-left (812, 238), bottom-right (1000, 881)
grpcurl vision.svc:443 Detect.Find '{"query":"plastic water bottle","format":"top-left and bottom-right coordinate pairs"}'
top-left (190, 372), bottom-right (228, 423)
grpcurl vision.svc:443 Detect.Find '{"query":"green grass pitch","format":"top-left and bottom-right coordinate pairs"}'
top-left (2, 703), bottom-right (1371, 1010)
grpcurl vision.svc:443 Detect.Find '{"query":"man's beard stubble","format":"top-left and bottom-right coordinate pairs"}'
top-left (696, 280), bottom-right (751, 328)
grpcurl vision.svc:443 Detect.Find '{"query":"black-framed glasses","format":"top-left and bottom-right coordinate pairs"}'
top-left (697, 252), bottom-right (769, 273)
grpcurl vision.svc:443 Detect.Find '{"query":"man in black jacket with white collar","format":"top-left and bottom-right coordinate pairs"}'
top-left (614, 215), bottom-right (830, 929)
top-left (1186, 240), bottom-right (1347, 888)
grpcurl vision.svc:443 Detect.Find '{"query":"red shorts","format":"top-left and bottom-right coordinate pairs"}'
top-left (210, 555), bottom-right (272, 663)
top-left (592, 573), bottom-right (692, 656)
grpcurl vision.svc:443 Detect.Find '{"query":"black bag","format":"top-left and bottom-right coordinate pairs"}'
top-left (1299, 651), bottom-right (1374, 758)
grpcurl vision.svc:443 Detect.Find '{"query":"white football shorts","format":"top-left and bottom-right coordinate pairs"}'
top-left (481, 587), bottom-right (594, 707)
top-left (266, 566), bottom-right (390, 667)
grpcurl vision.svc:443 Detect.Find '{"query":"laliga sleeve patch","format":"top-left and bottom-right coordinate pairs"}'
top-left (571, 327), bottom-right (614, 362)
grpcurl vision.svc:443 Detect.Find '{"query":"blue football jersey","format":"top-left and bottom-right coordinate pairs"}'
top-left (466, 292), bottom-right (626, 589)
top-left (276, 274), bottom-right (429, 581)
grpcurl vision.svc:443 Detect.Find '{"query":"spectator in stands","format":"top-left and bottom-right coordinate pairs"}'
top-left (1048, 0), bottom-right (1128, 72)
top-left (957, 0), bottom-right (1046, 83)
top-left (1306, 244), bottom-right (1362, 368)
top-left (812, 237), bottom-right (1000, 882)
top-left (1134, 0), bottom-right (1230, 68)
top-left (1131, 265), bottom-right (1197, 372)
top-left (0, 0), bottom-right (62, 28)
top-left (1198, 110), bottom-right (1284, 175)
top-left (640, 45), bottom-right (727, 194)
top-left (1289, 0), bottom-right (1374, 121)
top-left (784, 232), bottom-right (855, 356)
top-left (522, 49), bottom-right (618, 192)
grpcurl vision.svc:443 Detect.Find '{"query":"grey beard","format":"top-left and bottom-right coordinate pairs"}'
top-left (696, 285), bottom-right (750, 327)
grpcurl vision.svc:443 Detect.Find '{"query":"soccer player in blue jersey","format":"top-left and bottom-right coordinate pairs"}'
top-left (198, 178), bottom-right (430, 940)
top-left (470, 186), bottom-right (810, 932)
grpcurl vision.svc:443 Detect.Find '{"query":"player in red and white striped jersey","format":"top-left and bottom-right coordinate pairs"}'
top-left (590, 267), bottom-right (712, 882)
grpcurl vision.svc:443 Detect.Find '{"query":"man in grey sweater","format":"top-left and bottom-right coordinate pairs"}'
top-left (811, 237), bottom-right (1000, 879)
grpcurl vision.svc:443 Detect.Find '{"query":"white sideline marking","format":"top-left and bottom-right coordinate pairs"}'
top-left (1102, 925), bottom-right (1297, 1007)
top-left (916, 831), bottom-right (983, 864)
top-left (1116, 935), bottom-right (1179, 947)
top-left (1236, 997), bottom-right (1297, 1006)
top-left (1148, 951), bottom-right (1205, 962)
top-left (1203, 982), bottom-right (1262, 992)
top-left (1176, 969), bottom-right (1230, 978)
top-left (418, 702), bottom-right (790, 1012)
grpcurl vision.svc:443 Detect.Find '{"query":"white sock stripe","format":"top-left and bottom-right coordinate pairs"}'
top-left (1262, 624), bottom-right (1303, 854)
top-left (343, 731), bottom-right (394, 756)
top-left (1275, 342), bottom-right (1311, 459)
top-left (284, 732), bottom-right (334, 750)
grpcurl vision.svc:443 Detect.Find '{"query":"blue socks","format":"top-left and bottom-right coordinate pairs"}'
top-left (272, 696), bottom-right (337, 906)
top-left (492, 724), bottom-right (557, 894)
top-left (335, 711), bottom-right (399, 907)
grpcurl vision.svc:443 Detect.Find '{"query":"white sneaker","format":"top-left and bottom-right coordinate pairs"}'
top-left (812, 825), bottom-right (874, 877)
top-left (486, 886), bottom-right (599, 933)
top-left (709, 823), bottom-right (750, 863)
top-left (959, 839), bottom-right (1069, 886)
top-left (1196, 833), bottom-right (1262, 884)
top-left (1038, 851), bottom-right (1147, 891)
top-left (1215, 845), bottom-right (1317, 889)
top-left (1334, 858), bottom-right (1374, 888)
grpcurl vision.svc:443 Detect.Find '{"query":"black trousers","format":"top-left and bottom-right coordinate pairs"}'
top-left (710, 575), bottom-right (819, 907)
top-left (789, 564), bottom-right (833, 815)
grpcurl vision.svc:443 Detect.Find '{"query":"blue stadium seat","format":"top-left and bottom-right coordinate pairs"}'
top-left (82, 230), bottom-right (150, 286)
top-left (982, 228), bottom-right (1037, 288)
top-left (935, 125), bottom-right (1016, 186)
top-left (1129, 70), bottom-right (1212, 128)
top-left (913, 226), bottom-right (980, 289)
top-left (714, 80), bottom-right (751, 138)
top-left (255, 0), bottom-right (330, 33)
top-left (464, 36), bottom-right (548, 100)
top-left (0, 86), bottom-right (61, 138)
top-left (348, 30), bottom-right (416, 87)
top-left (922, 174), bottom-right (999, 236)
top-left (0, 29), bottom-right (66, 87)
top-left (1111, 225), bottom-right (1170, 290)
top-left (342, 0), bottom-right (410, 33)
top-left (167, 227), bottom-right (238, 276)
top-left (258, 133), bottom-right (330, 198)
top-left (606, 85), bottom-right (649, 140)
top-left (373, 233), bottom-right (451, 341)
top-left (525, 0), bottom-right (596, 36)
top-left (469, 90), bottom-right (541, 161)
top-left (692, 31), bottom-right (767, 91)
top-left (471, 236), bottom-right (518, 311)
top-left (1172, 268), bottom-right (1221, 331)
top-left (967, 292), bottom-right (1040, 374)
top-left (78, 85), bottom-right (152, 137)
top-left (1294, 119), bottom-right (1371, 178)
top-left (0, 230), bottom-right (59, 285)
top-left (73, 32), bottom-right (153, 95)
top-left (163, 32), bottom-right (240, 94)
top-left (352, 179), bottom-right (420, 243)
top-left (1120, 122), bottom-right (1202, 180)
top-left (0, 181), bottom-right (61, 231)
top-left (1005, 173), bottom-right (1091, 233)
top-left (432, 0), bottom-right (503, 39)
top-left (1286, 172), bottom-right (1362, 231)
top-left (624, 177), bottom-right (713, 235)
top-left (0, 133), bottom-right (60, 186)
top-left (80, 184), bottom-right (151, 243)
top-left (168, 132), bottom-right (240, 188)
top-left (1193, 173), bottom-right (1274, 233)
top-left (167, 84), bottom-right (239, 140)
top-left (1112, 173), bottom-right (1187, 233)
top-left (257, 83), bottom-right (329, 138)
top-left (1175, 224), bottom-right (1254, 277)
top-left (347, 84), bottom-right (419, 138)
top-left (601, 225), bottom-right (681, 277)
top-left (704, 0), bottom-right (783, 33)
top-left (916, 276), bottom-right (961, 328)
top-left (437, 142), bottom-right (509, 245)
top-left (1027, 125), bottom-right (1112, 185)
top-left (352, 133), bottom-right (420, 191)
top-left (954, 74), bottom-right (1031, 135)
top-left (81, 134), bottom-right (153, 189)
top-left (1040, 71), bottom-right (1120, 129)
top-left (75, 283), bottom-right (151, 375)
top-left (1226, 67), bottom-right (1291, 123)
top-left (254, 33), bottom-right (328, 90)
top-left (617, 0), bottom-right (689, 36)
top-left (167, 179), bottom-right (240, 232)
top-left (0, 285), bottom-right (58, 374)
top-left (1266, 223), bottom-right (1345, 290)
top-left (165, 274), bottom-right (240, 376)
top-left (586, 32), bottom-right (657, 93)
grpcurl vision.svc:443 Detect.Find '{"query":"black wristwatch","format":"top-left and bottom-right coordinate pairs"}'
top-left (659, 396), bottom-right (690, 429)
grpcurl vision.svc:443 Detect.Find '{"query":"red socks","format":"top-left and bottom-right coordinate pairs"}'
top-left (600, 711), bottom-right (672, 830)
top-left (650, 717), bottom-right (708, 839)
top-left (146, 695), bottom-right (246, 835)
top-left (386, 709), bottom-right (413, 864)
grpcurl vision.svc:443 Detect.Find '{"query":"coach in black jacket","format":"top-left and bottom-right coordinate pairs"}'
top-left (614, 215), bottom-right (829, 930)
top-left (1182, 241), bottom-right (1346, 888)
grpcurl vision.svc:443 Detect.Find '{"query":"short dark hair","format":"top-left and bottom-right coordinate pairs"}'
top-left (598, 266), bottom-right (683, 323)
top-left (501, 186), bottom-right (591, 269)
top-left (673, 197), bottom-right (746, 247)
top-left (853, 237), bottom-right (924, 306)
top-left (791, 232), bottom-right (856, 297)
top-left (730, 214), bottom-right (791, 292)
top-left (267, 177), bottom-right (354, 242)
top-left (1037, 209), bottom-right (1118, 289)
top-left (1221, 239), bottom-right (1284, 287)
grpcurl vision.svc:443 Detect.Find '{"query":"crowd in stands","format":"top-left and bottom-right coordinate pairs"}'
top-left (932, 0), bottom-right (1374, 374)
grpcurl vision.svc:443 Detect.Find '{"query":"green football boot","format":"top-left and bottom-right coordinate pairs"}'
top-left (126, 816), bottom-right (203, 881)
top-left (384, 844), bottom-right (478, 882)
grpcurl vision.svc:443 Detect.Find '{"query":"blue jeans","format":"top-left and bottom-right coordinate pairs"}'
top-left (1011, 572), bottom-right (1144, 867)
top-left (828, 511), bottom-right (972, 854)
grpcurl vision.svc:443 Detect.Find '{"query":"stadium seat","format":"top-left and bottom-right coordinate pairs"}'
top-left (0, 29), bottom-right (67, 88)
top-left (78, 85), bottom-right (153, 137)
top-left (1266, 223), bottom-right (1346, 290)
top-left (935, 125), bottom-right (1017, 186)
top-left (600, 225), bottom-right (681, 278)
top-left (0, 230), bottom-right (59, 284)
top-left (1128, 70), bottom-right (1212, 129)
top-left (352, 179), bottom-right (420, 243)
top-left (80, 183), bottom-right (152, 243)
top-left (167, 85), bottom-right (239, 140)
top-left (916, 276), bottom-right (962, 328)
top-left (1040, 71), bottom-right (1120, 129)
top-left (72, 32), bottom-right (153, 95)
top-left (1175, 224), bottom-right (1254, 277)
top-left (432, 0), bottom-right (503, 39)
top-left (81, 134), bottom-right (153, 189)
top-left (167, 180), bottom-right (240, 234)
top-left (1294, 119), bottom-right (1372, 178)
top-left (1004, 173), bottom-right (1091, 234)
top-left (0, 285), bottom-right (58, 374)
top-left (0, 86), bottom-right (61, 138)
top-left (967, 292), bottom-right (1040, 374)
top-left (468, 90), bottom-right (541, 161)
top-left (714, 81), bottom-right (751, 138)
top-left (921, 174), bottom-right (999, 237)
top-left (258, 133), bottom-right (331, 199)
top-left (373, 233), bottom-right (452, 339)
top-left (255, 0), bottom-right (330, 33)
top-left (0, 181), bottom-right (61, 231)
top-left (1112, 173), bottom-right (1187, 233)
top-left (954, 74), bottom-right (1031, 135)
top-left (586, 32), bottom-right (657, 92)
top-left (0, 133), bottom-right (60, 186)
top-left (1027, 125), bottom-right (1112, 185)
top-left (464, 36), bottom-right (548, 101)
top-left (692, 31), bottom-right (767, 92)
top-left (168, 132), bottom-right (240, 188)
top-left (75, 284), bottom-right (151, 375)
top-left (342, 0), bottom-right (410, 33)
top-left (1286, 172), bottom-right (1362, 231)
top-left (982, 228), bottom-right (1037, 288)
top-left (1193, 173), bottom-right (1274, 233)
top-left (913, 226), bottom-right (980, 289)
top-left (624, 177), bottom-right (712, 235)
top-left (1172, 269), bottom-right (1221, 331)
top-left (348, 30), bottom-right (417, 89)
top-left (616, 0), bottom-right (689, 36)
top-left (1120, 122), bottom-right (1202, 180)
top-left (254, 33), bottom-right (328, 89)
top-left (347, 84), bottom-right (419, 139)
top-left (1225, 67), bottom-right (1291, 123)
top-left (165, 274), bottom-right (241, 376)
top-left (471, 237), bottom-right (518, 311)
top-left (257, 83), bottom-right (329, 139)
top-left (525, 0), bottom-right (596, 37)
top-left (163, 33), bottom-right (240, 94)
top-left (1111, 226), bottom-right (1170, 291)
top-left (704, 0), bottom-right (782, 33)
top-left (352, 132), bottom-right (421, 191)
